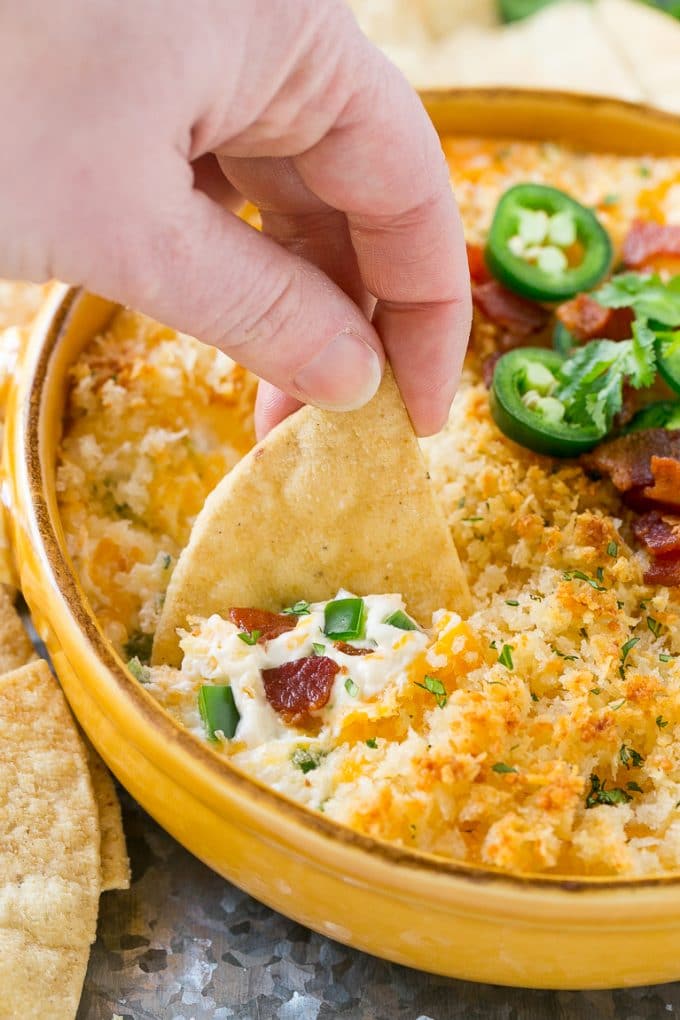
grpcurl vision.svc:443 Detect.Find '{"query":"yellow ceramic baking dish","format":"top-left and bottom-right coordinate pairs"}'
top-left (8, 91), bottom-right (680, 990)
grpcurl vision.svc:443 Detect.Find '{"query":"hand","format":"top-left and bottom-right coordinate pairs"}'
top-left (0, 0), bottom-right (471, 436)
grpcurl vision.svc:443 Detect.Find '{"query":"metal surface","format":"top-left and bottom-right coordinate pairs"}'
top-left (79, 791), bottom-right (680, 1020)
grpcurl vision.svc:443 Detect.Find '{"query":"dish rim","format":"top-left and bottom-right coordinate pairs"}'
top-left (20, 88), bottom-right (680, 897)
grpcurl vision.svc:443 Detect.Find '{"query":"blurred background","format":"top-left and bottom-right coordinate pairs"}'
top-left (348, 0), bottom-right (680, 112)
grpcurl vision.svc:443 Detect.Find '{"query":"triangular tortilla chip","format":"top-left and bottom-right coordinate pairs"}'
top-left (0, 660), bottom-right (101, 1019)
top-left (84, 743), bottom-right (130, 892)
top-left (153, 369), bottom-right (470, 666)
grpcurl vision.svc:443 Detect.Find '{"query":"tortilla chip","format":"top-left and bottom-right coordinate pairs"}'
top-left (0, 586), bottom-right (37, 672)
top-left (597, 0), bottom-right (680, 115)
top-left (0, 660), bottom-right (100, 1019)
top-left (85, 743), bottom-right (130, 892)
top-left (153, 369), bottom-right (470, 666)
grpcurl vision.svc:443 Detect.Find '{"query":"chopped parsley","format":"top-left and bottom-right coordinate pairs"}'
top-left (415, 674), bottom-right (448, 709)
top-left (123, 630), bottom-right (153, 664)
top-left (660, 653), bottom-right (674, 663)
top-left (620, 636), bottom-right (639, 669)
top-left (627, 782), bottom-right (644, 794)
top-left (657, 715), bottom-right (670, 729)
top-left (562, 570), bottom-right (607, 592)
top-left (126, 656), bottom-right (150, 684)
top-left (619, 744), bottom-right (645, 770)
top-left (590, 687), bottom-right (601, 695)
top-left (238, 629), bottom-right (261, 646)
top-left (585, 773), bottom-right (632, 808)
top-left (366, 737), bottom-right (378, 749)
top-left (291, 747), bottom-right (324, 774)
top-left (607, 541), bottom-right (618, 558)
top-left (505, 599), bottom-right (520, 607)
top-left (552, 646), bottom-right (578, 661)
top-left (282, 600), bottom-right (311, 616)
top-left (491, 762), bottom-right (518, 774)
top-left (609, 698), bottom-right (627, 712)
top-left (463, 516), bottom-right (484, 523)
top-left (344, 677), bottom-right (359, 698)
top-left (498, 644), bottom-right (514, 670)
top-left (647, 616), bottom-right (663, 638)
top-left (530, 691), bottom-right (539, 703)
top-left (162, 553), bottom-right (172, 569)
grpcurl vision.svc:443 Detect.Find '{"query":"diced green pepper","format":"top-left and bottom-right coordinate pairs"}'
top-left (324, 598), bottom-right (366, 641)
top-left (198, 684), bottom-right (240, 741)
top-left (485, 184), bottom-right (612, 302)
top-left (383, 610), bottom-right (418, 631)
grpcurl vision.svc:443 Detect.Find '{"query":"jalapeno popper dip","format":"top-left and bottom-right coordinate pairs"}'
top-left (58, 138), bottom-right (680, 877)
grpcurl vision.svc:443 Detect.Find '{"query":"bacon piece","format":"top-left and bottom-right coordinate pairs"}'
top-left (633, 510), bottom-right (680, 558)
top-left (472, 281), bottom-right (549, 338)
top-left (467, 243), bottom-right (492, 285)
top-left (633, 511), bottom-right (680, 586)
top-left (623, 220), bottom-right (680, 269)
top-left (334, 641), bottom-right (373, 656)
top-left (228, 607), bottom-right (297, 642)
top-left (643, 456), bottom-right (680, 510)
top-left (262, 656), bottom-right (339, 723)
top-left (581, 430), bottom-right (680, 493)
top-left (556, 294), bottom-right (633, 342)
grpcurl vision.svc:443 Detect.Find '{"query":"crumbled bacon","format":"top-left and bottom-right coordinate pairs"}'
top-left (556, 294), bottom-right (633, 342)
top-left (643, 456), bottom-right (680, 510)
top-left (472, 281), bottom-right (549, 338)
top-left (581, 430), bottom-right (680, 494)
top-left (262, 656), bottom-right (339, 723)
top-left (633, 510), bottom-right (680, 558)
top-left (334, 641), bottom-right (373, 656)
top-left (642, 559), bottom-right (680, 586)
top-left (623, 220), bottom-right (680, 269)
top-left (228, 607), bottom-right (296, 642)
top-left (467, 243), bottom-right (492, 285)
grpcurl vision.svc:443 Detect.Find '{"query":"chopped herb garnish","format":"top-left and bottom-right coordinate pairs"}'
top-left (487, 679), bottom-right (508, 687)
top-left (590, 687), bottom-right (601, 695)
top-left (126, 656), bottom-right (150, 684)
top-left (562, 570), bottom-right (607, 592)
top-left (596, 566), bottom-right (605, 583)
top-left (586, 773), bottom-right (632, 808)
top-left (366, 737), bottom-right (378, 749)
top-left (529, 593), bottom-right (544, 602)
top-left (162, 553), bottom-right (172, 569)
top-left (607, 541), bottom-right (618, 558)
top-left (498, 644), bottom-right (514, 670)
top-left (660, 653), bottom-right (674, 663)
top-left (489, 640), bottom-right (498, 649)
top-left (530, 691), bottom-right (539, 703)
top-left (238, 629), bottom-right (261, 646)
top-left (647, 616), bottom-right (663, 638)
top-left (657, 715), bottom-right (670, 728)
top-left (414, 674), bottom-right (448, 709)
top-left (621, 636), bottom-right (639, 666)
top-left (610, 698), bottom-right (627, 711)
top-left (580, 627), bottom-right (588, 639)
top-left (324, 598), bottom-right (366, 641)
top-left (617, 600), bottom-right (625, 610)
top-left (198, 685), bottom-right (240, 741)
top-left (463, 516), bottom-right (484, 523)
top-left (384, 610), bottom-right (418, 631)
top-left (627, 781), bottom-right (644, 794)
top-left (492, 762), bottom-right (518, 774)
top-left (291, 747), bottom-right (324, 774)
top-left (282, 600), bottom-right (311, 616)
top-left (639, 164), bottom-right (651, 177)
top-left (312, 642), bottom-right (326, 656)
top-left (620, 744), bottom-right (645, 770)
top-left (344, 677), bottom-right (359, 698)
top-left (123, 630), bottom-right (153, 665)
top-left (505, 599), bottom-right (520, 607)
top-left (552, 646), bottom-right (578, 661)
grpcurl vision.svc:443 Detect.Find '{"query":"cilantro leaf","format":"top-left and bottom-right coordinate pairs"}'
top-left (628, 317), bottom-right (657, 388)
top-left (594, 272), bottom-right (680, 328)
top-left (585, 773), bottom-right (633, 808)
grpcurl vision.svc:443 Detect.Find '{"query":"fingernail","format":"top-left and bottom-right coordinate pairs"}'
top-left (294, 333), bottom-right (382, 410)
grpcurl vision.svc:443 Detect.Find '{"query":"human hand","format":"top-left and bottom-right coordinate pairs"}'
top-left (0, 0), bottom-right (471, 436)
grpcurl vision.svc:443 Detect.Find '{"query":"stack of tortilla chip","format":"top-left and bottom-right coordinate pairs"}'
top-left (349, 0), bottom-right (680, 113)
top-left (0, 278), bottom-right (130, 1018)
top-left (0, 588), bottom-right (129, 1019)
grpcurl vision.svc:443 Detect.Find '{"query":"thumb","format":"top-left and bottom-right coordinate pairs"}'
top-left (108, 190), bottom-right (384, 412)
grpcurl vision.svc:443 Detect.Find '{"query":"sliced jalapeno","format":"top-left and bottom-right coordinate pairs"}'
top-left (626, 400), bottom-right (680, 433)
top-left (485, 184), bottom-right (612, 302)
top-left (490, 348), bottom-right (607, 457)
top-left (656, 331), bottom-right (680, 394)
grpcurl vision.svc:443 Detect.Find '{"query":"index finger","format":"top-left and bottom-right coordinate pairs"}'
top-left (294, 47), bottom-right (472, 435)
